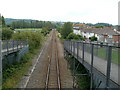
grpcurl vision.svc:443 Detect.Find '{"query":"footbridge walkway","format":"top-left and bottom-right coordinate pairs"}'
top-left (64, 40), bottom-right (120, 89)
top-left (1, 40), bottom-right (28, 56)
top-left (1, 40), bottom-right (29, 68)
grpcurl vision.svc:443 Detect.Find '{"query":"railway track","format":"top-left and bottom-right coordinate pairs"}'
top-left (45, 30), bottom-right (61, 89)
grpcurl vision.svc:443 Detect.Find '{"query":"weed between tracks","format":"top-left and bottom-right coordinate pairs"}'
top-left (65, 54), bottom-right (90, 89)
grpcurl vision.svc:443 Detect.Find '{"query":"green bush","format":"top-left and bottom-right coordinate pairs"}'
top-left (2, 27), bottom-right (14, 40)
top-left (2, 46), bottom-right (40, 88)
top-left (2, 52), bottom-right (34, 88)
top-left (67, 33), bottom-right (84, 40)
top-left (41, 27), bottom-right (52, 36)
top-left (89, 36), bottom-right (97, 41)
top-left (12, 31), bottom-right (44, 51)
top-left (61, 22), bottom-right (73, 39)
top-left (76, 34), bottom-right (85, 40)
top-left (95, 25), bottom-right (103, 28)
top-left (65, 55), bottom-right (90, 89)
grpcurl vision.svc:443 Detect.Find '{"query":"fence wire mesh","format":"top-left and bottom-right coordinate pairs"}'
top-left (64, 40), bottom-right (120, 88)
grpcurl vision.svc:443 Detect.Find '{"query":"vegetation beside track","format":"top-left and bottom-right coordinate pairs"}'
top-left (2, 50), bottom-right (36, 88)
top-left (65, 53), bottom-right (90, 89)
top-left (2, 30), bottom-right (50, 89)
top-left (57, 25), bottom-right (90, 89)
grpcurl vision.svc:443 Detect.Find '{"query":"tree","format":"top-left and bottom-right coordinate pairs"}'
top-left (56, 27), bottom-right (62, 33)
top-left (12, 31), bottom-right (44, 51)
top-left (10, 20), bottom-right (58, 29)
top-left (61, 22), bottom-right (73, 39)
top-left (2, 27), bottom-right (14, 40)
top-left (67, 33), bottom-right (76, 40)
top-left (1, 16), bottom-right (14, 40)
top-left (67, 33), bottom-right (85, 40)
top-left (41, 27), bottom-right (52, 36)
top-left (2, 16), bottom-right (6, 26)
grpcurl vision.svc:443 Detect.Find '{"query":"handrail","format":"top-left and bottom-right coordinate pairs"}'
top-left (1, 40), bottom-right (28, 55)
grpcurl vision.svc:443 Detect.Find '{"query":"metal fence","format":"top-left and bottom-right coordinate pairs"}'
top-left (2, 40), bottom-right (28, 56)
top-left (1, 40), bottom-right (29, 69)
top-left (64, 40), bottom-right (120, 88)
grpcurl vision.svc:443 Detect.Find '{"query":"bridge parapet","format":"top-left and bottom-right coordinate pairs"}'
top-left (64, 40), bottom-right (120, 88)
top-left (2, 40), bottom-right (28, 56)
top-left (1, 40), bottom-right (29, 69)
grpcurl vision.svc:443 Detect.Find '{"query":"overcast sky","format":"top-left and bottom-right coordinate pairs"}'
top-left (0, 0), bottom-right (119, 25)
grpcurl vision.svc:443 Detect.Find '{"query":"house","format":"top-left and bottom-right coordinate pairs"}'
top-left (73, 24), bottom-right (120, 43)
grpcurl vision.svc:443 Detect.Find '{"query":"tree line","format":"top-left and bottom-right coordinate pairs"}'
top-left (0, 16), bottom-right (14, 40)
top-left (9, 20), bottom-right (59, 29)
top-left (1, 16), bottom-right (62, 40)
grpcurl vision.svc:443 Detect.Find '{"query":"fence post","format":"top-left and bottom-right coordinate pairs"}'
top-left (7, 40), bottom-right (9, 55)
top-left (106, 46), bottom-right (112, 88)
top-left (69, 40), bottom-right (70, 53)
top-left (71, 41), bottom-right (73, 55)
top-left (90, 44), bottom-right (94, 89)
top-left (82, 42), bottom-right (84, 64)
top-left (77, 42), bottom-right (79, 60)
top-left (0, 40), bottom-right (2, 89)
top-left (106, 43), bottom-right (109, 59)
top-left (17, 40), bottom-right (18, 50)
top-left (13, 40), bottom-right (14, 52)
top-left (73, 41), bottom-right (76, 88)
top-left (71, 41), bottom-right (72, 54)
top-left (73, 41), bottom-right (75, 56)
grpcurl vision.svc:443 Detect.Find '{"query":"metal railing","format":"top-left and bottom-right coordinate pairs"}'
top-left (64, 40), bottom-right (120, 88)
top-left (2, 40), bottom-right (28, 56)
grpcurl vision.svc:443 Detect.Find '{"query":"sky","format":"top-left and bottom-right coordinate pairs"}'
top-left (0, 0), bottom-right (119, 25)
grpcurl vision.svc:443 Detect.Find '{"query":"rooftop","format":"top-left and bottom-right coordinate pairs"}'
top-left (74, 27), bottom-right (119, 35)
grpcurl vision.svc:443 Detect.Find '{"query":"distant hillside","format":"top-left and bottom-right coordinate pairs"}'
top-left (5, 18), bottom-right (117, 27)
top-left (5, 18), bottom-right (36, 24)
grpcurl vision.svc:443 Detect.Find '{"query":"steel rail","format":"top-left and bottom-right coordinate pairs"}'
top-left (55, 34), bottom-right (61, 89)
top-left (45, 32), bottom-right (53, 89)
top-left (45, 30), bottom-right (61, 89)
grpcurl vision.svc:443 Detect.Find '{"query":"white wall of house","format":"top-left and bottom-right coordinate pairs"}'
top-left (73, 28), bottom-right (119, 43)
top-left (73, 29), bottom-right (113, 42)
top-left (73, 27), bottom-right (79, 29)
top-left (95, 34), bottom-right (100, 40)
top-left (73, 29), bottom-right (80, 35)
